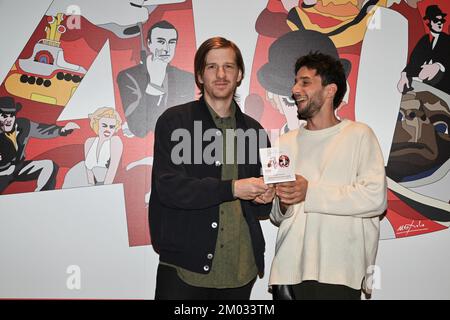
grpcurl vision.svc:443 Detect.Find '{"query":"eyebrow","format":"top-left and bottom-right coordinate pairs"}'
top-left (205, 62), bottom-right (236, 66)
top-left (156, 37), bottom-right (177, 41)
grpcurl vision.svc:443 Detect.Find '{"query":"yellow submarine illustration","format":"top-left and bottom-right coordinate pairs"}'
top-left (4, 13), bottom-right (87, 106)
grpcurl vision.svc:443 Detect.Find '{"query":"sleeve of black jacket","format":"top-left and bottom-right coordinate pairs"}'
top-left (240, 118), bottom-right (272, 219)
top-left (151, 110), bottom-right (235, 210)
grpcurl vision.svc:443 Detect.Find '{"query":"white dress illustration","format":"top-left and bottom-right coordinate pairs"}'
top-left (62, 137), bottom-right (111, 188)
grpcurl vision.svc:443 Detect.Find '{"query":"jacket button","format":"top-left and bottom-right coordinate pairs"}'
top-left (211, 222), bottom-right (218, 228)
top-left (215, 160), bottom-right (221, 166)
top-left (207, 253), bottom-right (213, 260)
top-left (216, 130), bottom-right (222, 136)
top-left (203, 265), bottom-right (210, 272)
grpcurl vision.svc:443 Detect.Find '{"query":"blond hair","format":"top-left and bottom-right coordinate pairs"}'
top-left (88, 107), bottom-right (122, 135)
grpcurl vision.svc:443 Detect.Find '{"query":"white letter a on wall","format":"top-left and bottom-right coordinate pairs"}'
top-left (66, 265), bottom-right (81, 290)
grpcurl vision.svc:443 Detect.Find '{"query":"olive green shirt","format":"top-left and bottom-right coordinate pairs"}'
top-left (164, 101), bottom-right (257, 288)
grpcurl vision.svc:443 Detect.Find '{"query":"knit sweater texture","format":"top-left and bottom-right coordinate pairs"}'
top-left (269, 119), bottom-right (387, 290)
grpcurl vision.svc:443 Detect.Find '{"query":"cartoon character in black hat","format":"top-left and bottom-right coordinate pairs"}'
top-left (397, 5), bottom-right (450, 94)
top-left (0, 96), bottom-right (79, 194)
top-left (257, 30), bottom-right (350, 133)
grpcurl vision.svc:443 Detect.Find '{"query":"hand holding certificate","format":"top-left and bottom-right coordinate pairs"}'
top-left (259, 147), bottom-right (296, 184)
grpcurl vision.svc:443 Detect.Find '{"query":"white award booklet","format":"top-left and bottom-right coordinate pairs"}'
top-left (259, 147), bottom-right (295, 184)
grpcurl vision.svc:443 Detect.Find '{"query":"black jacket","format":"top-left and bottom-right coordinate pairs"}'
top-left (404, 32), bottom-right (450, 94)
top-left (149, 97), bottom-right (271, 275)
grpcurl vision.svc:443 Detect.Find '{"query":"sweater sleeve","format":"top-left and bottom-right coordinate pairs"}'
top-left (152, 113), bottom-right (235, 210)
top-left (270, 196), bottom-right (295, 226)
top-left (304, 127), bottom-right (387, 218)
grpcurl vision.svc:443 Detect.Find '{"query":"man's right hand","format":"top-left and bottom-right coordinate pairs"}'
top-left (233, 177), bottom-right (269, 200)
top-left (276, 174), bottom-right (308, 206)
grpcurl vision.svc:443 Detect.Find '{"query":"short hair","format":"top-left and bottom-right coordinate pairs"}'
top-left (194, 37), bottom-right (245, 94)
top-left (89, 107), bottom-right (122, 135)
top-left (295, 52), bottom-right (347, 109)
top-left (147, 20), bottom-right (178, 42)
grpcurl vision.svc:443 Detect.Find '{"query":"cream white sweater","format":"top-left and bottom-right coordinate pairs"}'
top-left (269, 119), bottom-right (387, 290)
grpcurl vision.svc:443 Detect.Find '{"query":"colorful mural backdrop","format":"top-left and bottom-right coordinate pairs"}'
top-left (1, 0), bottom-right (449, 248)
top-left (247, 0), bottom-right (450, 239)
top-left (0, 0), bottom-right (196, 247)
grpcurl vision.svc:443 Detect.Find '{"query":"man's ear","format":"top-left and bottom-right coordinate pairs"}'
top-left (327, 83), bottom-right (337, 98)
top-left (197, 73), bottom-right (204, 84)
top-left (237, 69), bottom-right (243, 84)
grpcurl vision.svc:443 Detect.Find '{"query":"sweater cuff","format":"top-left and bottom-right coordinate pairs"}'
top-left (219, 180), bottom-right (235, 202)
top-left (271, 196), bottom-right (295, 222)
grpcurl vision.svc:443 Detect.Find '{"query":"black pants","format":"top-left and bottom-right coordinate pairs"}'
top-left (291, 280), bottom-right (361, 300)
top-left (155, 264), bottom-right (256, 300)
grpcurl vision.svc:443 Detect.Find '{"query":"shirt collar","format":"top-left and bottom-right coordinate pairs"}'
top-left (205, 100), bottom-right (237, 123)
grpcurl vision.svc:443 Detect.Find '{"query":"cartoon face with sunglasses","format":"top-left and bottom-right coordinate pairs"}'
top-left (424, 5), bottom-right (447, 34)
top-left (431, 16), bottom-right (445, 33)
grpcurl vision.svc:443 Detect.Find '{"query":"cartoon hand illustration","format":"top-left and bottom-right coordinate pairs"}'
top-left (61, 122), bottom-right (80, 135)
top-left (122, 122), bottom-right (135, 138)
top-left (0, 164), bottom-right (15, 176)
top-left (147, 55), bottom-right (168, 88)
top-left (418, 62), bottom-right (441, 81)
top-left (397, 72), bottom-right (410, 93)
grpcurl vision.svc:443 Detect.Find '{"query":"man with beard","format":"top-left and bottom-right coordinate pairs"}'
top-left (268, 52), bottom-right (387, 300)
top-left (257, 30), bottom-right (351, 134)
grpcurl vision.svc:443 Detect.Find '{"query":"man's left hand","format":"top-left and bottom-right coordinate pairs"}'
top-left (276, 174), bottom-right (308, 206)
top-left (253, 184), bottom-right (275, 204)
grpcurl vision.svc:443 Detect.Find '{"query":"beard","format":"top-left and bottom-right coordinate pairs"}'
top-left (297, 98), bottom-right (323, 120)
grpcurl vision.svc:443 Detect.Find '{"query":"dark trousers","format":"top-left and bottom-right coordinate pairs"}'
top-left (291, 280), bottom-right (361, 300)
top-left (155, 264), bottom-right (256, 300)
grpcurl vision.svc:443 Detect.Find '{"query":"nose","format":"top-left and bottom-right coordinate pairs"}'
top-left (216, 66), bottom-right (226, 78)
top-left (163, 42), bottom-right (169, 53)
top-left (292, 82), bottom-right (302, 96)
